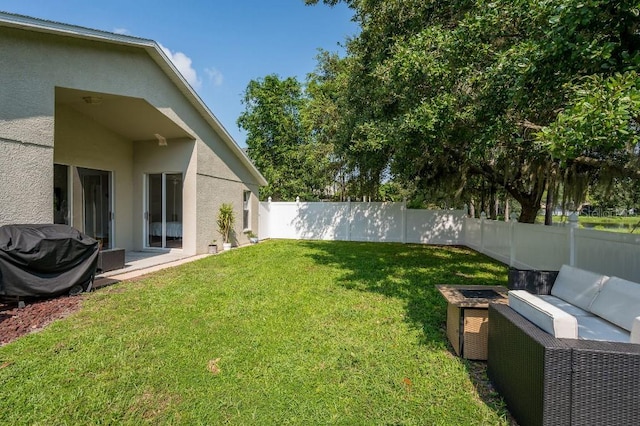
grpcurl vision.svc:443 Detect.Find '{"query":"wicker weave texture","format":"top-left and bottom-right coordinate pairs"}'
top-left (489, 303), bottom-right (640, 426)
top-left (488, 303), bottom-right (572, 426)
top-left (446, 303), bottom-right (461, 356)
top-left (462, 309), bottom-right (488, 360)
top-left (569, 343), bottom-right (640, 425)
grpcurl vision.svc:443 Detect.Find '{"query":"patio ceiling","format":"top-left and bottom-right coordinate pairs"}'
top-left (55, 87), bottom-right (194, 142)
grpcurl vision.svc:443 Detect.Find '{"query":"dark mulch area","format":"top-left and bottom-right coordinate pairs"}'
top-left (0, 295), bottom-right (84, 346)
top-left (0, 277), bottom-right (121, 346)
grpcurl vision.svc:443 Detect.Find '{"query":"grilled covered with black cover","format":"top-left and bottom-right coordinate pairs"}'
top-left (0, 224), bottom-right (99, 297)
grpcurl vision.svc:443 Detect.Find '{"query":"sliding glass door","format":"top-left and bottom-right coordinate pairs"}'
top-left (78, 167), bottom-right (112, 249)
top-left (53, 164), bottom-right (70, 225)
top-left (146, 173), bottom-right (183, 249)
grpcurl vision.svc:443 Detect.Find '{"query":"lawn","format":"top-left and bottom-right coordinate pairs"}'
top-left (0, 240), bottom-right (510, 425)
top-left (539, 214), bottom-right (640, 233)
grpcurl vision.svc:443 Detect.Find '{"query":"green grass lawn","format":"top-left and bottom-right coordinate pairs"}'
top-left (539, 215), bottom-right (640, 233)
top-left (0, 240), bottom-right (510, 425)
top-left (577, 215), bottom-right (640, 232)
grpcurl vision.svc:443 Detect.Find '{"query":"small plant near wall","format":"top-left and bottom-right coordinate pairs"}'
top-left (245, 230), bottom-right (259, 244)
top-left (217, 203), bottom-right (235, 250)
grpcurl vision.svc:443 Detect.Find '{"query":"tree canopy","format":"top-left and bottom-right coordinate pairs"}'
top-left (303, 0), bottom-right (640, 222)
top-left (238, 75), bottom-right (336, 201)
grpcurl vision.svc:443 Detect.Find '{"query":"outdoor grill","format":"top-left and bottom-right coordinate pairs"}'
top-left (0, 224), bottom-right (99, 297)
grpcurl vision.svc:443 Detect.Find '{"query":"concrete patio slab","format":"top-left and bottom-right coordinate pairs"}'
top-left (93, 251), bottom-right (212, 288)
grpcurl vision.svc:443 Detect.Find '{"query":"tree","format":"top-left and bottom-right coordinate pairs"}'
top-left (307, 0), bottom-right (640, 222)
top-left (303, 51), bottom-right (352, 201)
top-left (237, 75), bottom-right (335, 201)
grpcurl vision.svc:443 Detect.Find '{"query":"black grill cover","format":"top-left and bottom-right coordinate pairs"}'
top-left (0, 224), bottom-right (99, 297)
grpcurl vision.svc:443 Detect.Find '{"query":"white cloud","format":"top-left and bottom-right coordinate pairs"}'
top-left (113, 28), bottom-right (130, 35)
top-left (159, 43), bottom-right (202, 90)
top-left (205, 67), bottom-right (224, 87)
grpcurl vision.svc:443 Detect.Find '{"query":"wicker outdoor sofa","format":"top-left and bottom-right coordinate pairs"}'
top-left (487, 266), bottom-right (640, 426)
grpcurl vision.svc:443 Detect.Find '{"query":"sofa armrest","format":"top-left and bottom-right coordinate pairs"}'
top-left (488, 303), bottom-right (572, 426)
top-left (562, 338), bottom-right (640, 425)
top-left (508, 290), bottom-right (578, 338)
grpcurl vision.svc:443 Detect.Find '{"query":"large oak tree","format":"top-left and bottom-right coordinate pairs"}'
top-left (307, 0), bottom-right (640, 222)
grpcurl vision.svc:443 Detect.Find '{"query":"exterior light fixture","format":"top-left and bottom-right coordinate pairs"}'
top-left (155, 133), bottom-right (167, 146)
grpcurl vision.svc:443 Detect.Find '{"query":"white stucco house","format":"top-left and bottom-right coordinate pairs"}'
top-left (0, 12), bottom-right (267, 256)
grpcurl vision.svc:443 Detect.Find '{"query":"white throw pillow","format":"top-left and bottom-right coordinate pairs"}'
top-left (509, 290), bottom-right (578, 339)
top-left (551, 265), bottom-right (608, 310)
top-left (590, 277), bottom-right (640, 332)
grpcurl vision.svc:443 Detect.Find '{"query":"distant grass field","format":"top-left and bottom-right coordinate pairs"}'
top-left (0, 240), bottom-right (510, 425)
top-left (535, 215), bottom-right (639, 233)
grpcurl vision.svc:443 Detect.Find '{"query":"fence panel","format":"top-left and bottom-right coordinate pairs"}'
top-left (574, 229), bottom-right (640, 282)
top-left (296, 202), bottom-right (350, 241)
top-left (259, 202), bottom-right (349, 241)
top-left (465, 218), bottom-right (482, 251)
top-left (481, 220), bottom-right (512, 265)
top-left (258, 202), bottom-right (270, 240)
top-left (513, 223), bottom-right (569, 271)
top-left (260, 201), bottom-right (465, 245)
top-left (406, 210), bottom-right (465, 244)
top-left (349, 202), bottom-right (403, 242)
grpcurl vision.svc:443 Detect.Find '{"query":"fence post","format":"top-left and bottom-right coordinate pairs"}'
top-left (509, 213), bottom-right (518, 267)
top-left (480, 212), bottom-right (486, 253)
top-left (568, 212), bottom-right (579, 267)
top-left (265, 197), bottom-right (272, 239)
top-left (346, 197), bottom-right (352, 241)
top-left (401, 198), bottom-right (407, 244)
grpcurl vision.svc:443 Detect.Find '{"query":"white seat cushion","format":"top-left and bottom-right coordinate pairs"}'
top-left (550, 265), bottom-right (609, 310)
top-left (538, 295), bottom-right (594, 317)
top-left (576, 316), bottom-right (630, 343)
top-left (590, 277), bottom-right (640, 332)
top-left (509, 290), bottom-right (578, 339)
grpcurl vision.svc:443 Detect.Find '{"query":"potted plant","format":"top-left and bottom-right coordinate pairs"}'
top-left (245, 230), bottom-right (259, 244)
top-left (208, 239), bottom-right (218, 254)
top-left (217, 203), bottom-right (235, 251)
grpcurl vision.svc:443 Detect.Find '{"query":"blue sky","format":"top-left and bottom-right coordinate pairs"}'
top-left (0, 1), bottom-right (358, 146)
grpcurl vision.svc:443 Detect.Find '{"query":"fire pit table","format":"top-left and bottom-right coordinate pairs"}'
top-left (436, 285), bottom-right (508, 360)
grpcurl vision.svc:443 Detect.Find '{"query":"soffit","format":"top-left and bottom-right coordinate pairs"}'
top-left (56, 87), bottom-right (194, 141)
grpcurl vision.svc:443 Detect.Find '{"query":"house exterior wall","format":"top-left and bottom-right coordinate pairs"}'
top-left (196, 171), bottom-right (260, 250)
top-left (0, 23), bottom-right (264, 254)
top-left (0, 142), bottom-right (53, 225)
top-left (0, 27), bottom-right (55, 225)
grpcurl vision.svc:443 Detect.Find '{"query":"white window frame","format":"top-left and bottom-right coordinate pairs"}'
top-left (242, 190), bottom-right (251, 231)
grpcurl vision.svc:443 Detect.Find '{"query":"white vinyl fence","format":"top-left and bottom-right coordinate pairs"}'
top-left (259, 201), bottom-right (640, 282)
top-left (259, 200), bottom-right (465, 245)
top-left (465, 217), bottom-right (640, 283)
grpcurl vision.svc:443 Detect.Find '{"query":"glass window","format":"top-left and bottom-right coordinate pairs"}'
top-left (53, 164), bottom-right (70, 225)
top-left (243, 191), bottom-right (251, 230)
